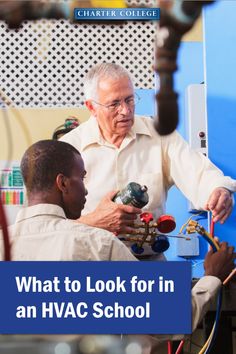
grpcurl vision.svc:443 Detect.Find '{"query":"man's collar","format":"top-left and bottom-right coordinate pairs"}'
top-left (80, 116), bottom-right (103, 151)
top-left (80, 115), bottom-right (152, 151)
top-left (129, 115), bottom-right (152, 138)
top-left (15, 204), bottom-right (66, 223)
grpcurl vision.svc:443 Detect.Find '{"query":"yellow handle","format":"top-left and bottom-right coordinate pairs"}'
top-left (91, 0), bottom-right (126, 8)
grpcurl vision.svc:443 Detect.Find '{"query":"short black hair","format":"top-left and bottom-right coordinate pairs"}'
top-left (21, 140), bottom-right (81, 193)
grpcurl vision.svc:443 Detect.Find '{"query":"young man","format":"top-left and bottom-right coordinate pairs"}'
top-left (6, 140), bottom-right (136, 261)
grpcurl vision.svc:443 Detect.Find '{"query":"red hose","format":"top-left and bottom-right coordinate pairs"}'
top-left (175, 340), bottom-right (185, 354)
top-left (210, 218), bottom-right (215, 237)
top-left (167, 341), bottom-right (172, 354)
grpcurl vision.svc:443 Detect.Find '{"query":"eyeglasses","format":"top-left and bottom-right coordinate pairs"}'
top-left (92, 93), bottom-right (140, 113)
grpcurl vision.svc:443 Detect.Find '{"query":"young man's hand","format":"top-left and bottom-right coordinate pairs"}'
top-left (204, 241), bottom-right (235, 282)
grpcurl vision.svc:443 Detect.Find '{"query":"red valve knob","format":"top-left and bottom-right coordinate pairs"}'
top-left (140, 212), bottom-right (153, 224)
top-left (157, 215), bottom-right (176, 233)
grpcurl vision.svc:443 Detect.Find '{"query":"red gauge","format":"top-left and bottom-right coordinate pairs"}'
top-left (157, 215), bottom-right (176, 233)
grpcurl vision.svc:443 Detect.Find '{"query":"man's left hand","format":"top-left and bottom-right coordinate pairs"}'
top-left (205, 187), bottom-right (233, 224)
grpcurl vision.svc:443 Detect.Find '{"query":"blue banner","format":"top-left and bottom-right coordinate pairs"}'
top-left (74, 8), bottom-right (160, 21)
top-left (0, 261), bottom-right (191, 334)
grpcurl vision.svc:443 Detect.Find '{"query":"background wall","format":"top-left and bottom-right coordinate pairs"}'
top-left (0, 107), bottom-right (90, 160)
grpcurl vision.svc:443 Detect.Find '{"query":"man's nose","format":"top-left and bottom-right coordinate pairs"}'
top-left (118, 101), bottom-right (131, 114)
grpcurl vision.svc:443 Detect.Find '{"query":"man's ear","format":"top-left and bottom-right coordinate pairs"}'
top-left (56, 174), bottom-right (69, 194)
top-left (85, 100), bottom-right (97, 116)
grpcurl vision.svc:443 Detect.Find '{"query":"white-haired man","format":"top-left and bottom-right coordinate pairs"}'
top-left (61, 62), bottom-right (236, 258)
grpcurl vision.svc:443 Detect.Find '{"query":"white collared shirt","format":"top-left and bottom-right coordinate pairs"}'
top-left (2, 204), bottom-right (137, 261)
top-left (61, 115), bottom-right (236, 220)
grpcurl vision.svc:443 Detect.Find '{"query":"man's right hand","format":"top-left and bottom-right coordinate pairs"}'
top-left (78, 191), bottom-right (142, 234)
top-left (204, 242), bottom-right (235, 282)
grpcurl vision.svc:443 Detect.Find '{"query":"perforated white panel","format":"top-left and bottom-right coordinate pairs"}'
top-left (0, 7), bottom-right (156, 108)
top-left (127, 0), bottom-right (156, 5)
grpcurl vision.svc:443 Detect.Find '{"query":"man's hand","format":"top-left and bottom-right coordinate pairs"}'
top-left (204, 241), bottom-right (235, 282)
top-left (204, 187), bottom-right (233, 224)
top-left (78, 191), bottom-right (142, 234)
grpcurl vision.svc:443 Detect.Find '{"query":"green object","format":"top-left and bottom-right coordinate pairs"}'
top-left (12, 166), bottom-right (23, 187)
top-left (113, 182), bottom-right (149, 208)
top-left (8, 172), bottom-right (12, 187)
top-left (20, 191), bottom-right (24, 205)
top-left (5, 191), bottom-right (9, 204)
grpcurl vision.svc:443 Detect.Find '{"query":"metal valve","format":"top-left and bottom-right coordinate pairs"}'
top-left (128, 213), bottom-right (176, 255)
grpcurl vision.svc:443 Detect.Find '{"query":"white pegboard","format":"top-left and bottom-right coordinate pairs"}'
top-left (0, 2), bottom-right (157, 108)
top-left (127, 0), bottom-right (157, 6)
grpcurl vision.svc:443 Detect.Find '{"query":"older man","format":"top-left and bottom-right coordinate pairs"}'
top-left (61, 62), bottom-right (236, 256)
